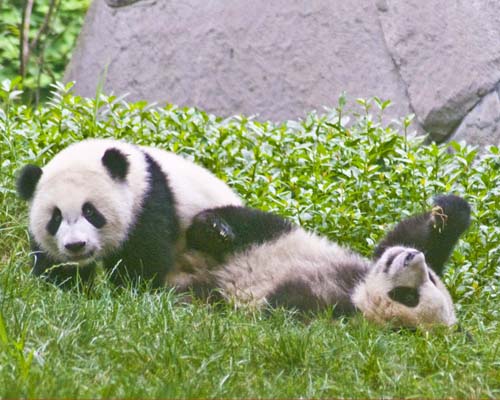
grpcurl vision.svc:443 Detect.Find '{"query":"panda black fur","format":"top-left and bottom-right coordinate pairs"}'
top-left (16, 139), bottom-right (242, 288)
top-left (172, 195), bottom-right (470, 327)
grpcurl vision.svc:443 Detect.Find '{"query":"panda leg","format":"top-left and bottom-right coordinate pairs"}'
top-left (42, 263), bottom-right (96, 291)
top-left (373, 194), bottom-right (471, 275)
top-left (102, 208), bottom-right (180, 289)
top-left (103, 244), bottom-right (175, 289)
top-left (186, 206), bottom-right (294, 262)
top-left (185, 208), bottom-right (237, 262)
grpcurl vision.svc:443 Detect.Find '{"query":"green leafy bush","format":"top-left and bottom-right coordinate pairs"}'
top-left (0, 0), bottom-right (90, 103)
top-left (0, 81), bottom-right (498, 397)
top-left (2, 81), bottom-right (498, 302)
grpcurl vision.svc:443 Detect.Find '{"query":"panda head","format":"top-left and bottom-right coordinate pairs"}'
top-left (17, 145), bottom-right (136, 265)
top-left (352, 246), bottom-right (456, 327)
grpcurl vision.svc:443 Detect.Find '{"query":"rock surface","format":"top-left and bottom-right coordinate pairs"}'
top-left (65, 0), bottom-right (500, 145)
top-left (453, 87), bottom-right (500, 148)
top-left (377, 0), bottom-right (500, 145)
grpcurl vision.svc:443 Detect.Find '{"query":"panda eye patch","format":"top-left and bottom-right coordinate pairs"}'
top-left (82, 202), bottom-right (107, 229)
top-left (46, 207), bottom-right (62, 236)
top-left (383, 251), bottom-right (402, 273)
top-left (388, 286), bottom-right (420, 307)
top-left (82, 202), bottom-right (94, 217)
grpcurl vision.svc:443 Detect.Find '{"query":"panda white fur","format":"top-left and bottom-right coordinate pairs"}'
top-left (172, 195), bottom-right (470, 327)
top-left (16, 138), bottom-right (242, 288)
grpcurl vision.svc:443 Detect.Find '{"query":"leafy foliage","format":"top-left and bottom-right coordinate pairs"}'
top-left (0, 0), bottom-right (90, 103)
top-left (0, 82), bottom-right (499, 397)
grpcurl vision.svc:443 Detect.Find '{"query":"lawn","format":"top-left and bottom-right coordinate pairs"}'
top-left (0, 82), bottom-right (499, 397)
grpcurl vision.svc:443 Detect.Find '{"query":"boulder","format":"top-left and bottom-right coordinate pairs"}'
top-left (65, 0), bottom-right (500, 145)
top-left (452, 88), bottom-right (500, 148)
top-left (377, 0), bottom-right (500, 145)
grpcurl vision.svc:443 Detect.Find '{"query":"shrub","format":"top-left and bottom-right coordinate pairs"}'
top-left (2, 81), bottom-right (498, 303)
top-left (0, 0), bottom-right (90, 103)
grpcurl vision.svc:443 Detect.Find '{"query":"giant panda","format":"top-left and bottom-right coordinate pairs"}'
top-left (169, 195), bottom-right (470, 327)
top-left (16, 139), bottom-right (243, 288)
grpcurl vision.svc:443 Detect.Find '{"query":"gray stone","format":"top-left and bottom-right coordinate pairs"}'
top-left (378, 0), bottom-right (500, 142)
top-left (452, 87), bottom-right (500, 148)
top-left (64, 0), bottom-right (412, 124)
top-left (105, 0), bottom-right (142, 8)
top-left (65, 0), bottom-right (500, 145)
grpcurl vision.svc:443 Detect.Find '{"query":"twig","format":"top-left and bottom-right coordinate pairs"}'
top-left (20, 0), bottom-right (35, 79)
top-left (30, 0), bottom-right (58, 52)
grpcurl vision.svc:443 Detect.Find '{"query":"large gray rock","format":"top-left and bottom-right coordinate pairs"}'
top-left (377, 0), bottom-right (500, 145)
top-left (65, 0), bottom-right (500, 145)
top-left (452, 86), bottom-right (500, 148)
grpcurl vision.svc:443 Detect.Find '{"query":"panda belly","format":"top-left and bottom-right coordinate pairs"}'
top-left (211, 229), bottom-right (370, 315)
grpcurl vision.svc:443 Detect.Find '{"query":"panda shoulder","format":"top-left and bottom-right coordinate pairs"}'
top-left (142, 146), bottom-right (243, 207)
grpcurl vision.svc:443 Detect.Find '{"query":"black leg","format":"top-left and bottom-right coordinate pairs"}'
top-left (185, 209), bottom-right (237, 262)
top-left (186, 206), bottom-right (294, 261)
top-left (103, 242), bottom-right (174, 289)
top-left (373, 195), bottom-right (471, 275)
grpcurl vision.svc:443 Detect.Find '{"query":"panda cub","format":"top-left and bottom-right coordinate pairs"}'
top-left (172, 195), bottom-right (470, 327)
top-left (16, 139), bottom-right (242, 288)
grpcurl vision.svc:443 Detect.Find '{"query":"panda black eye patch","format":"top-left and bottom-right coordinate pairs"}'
top-left (388, 286), bottom-right (420, 307)
top-left (82, 202), bottom-right (106, 228)
top-left (46, 207), bottom-right (62, 235)
top-left (383, 250), bottom-right (404, 273)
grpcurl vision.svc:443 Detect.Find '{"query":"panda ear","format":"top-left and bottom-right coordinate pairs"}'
top-left (17, 165), bottom-right (43, 200)
top-left (102, 148), bottom-right (129, 180)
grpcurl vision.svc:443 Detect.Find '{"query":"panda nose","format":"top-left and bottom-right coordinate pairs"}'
top-left (404, 251), bottom-right (419, 266)
top-left (65, 241), bottom-right (86, 253)
top-left (406, 252), bottom-right (416, 261)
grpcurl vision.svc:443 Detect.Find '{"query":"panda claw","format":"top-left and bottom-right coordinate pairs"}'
top-left (214, 220), bottom-right (234, 241)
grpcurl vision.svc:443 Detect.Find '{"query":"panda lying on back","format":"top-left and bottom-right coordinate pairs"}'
top-left (169, 195), bottom-right (470, 327)
top-left (16, 139), bottom-right (242, 288)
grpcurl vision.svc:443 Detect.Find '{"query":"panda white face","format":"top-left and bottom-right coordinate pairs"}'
top-left (28, 170), bottom-right (134, 265)
top-left (45, 201), bottom-right (104, 263)
top-left (352, 246), bottom-right (456, 327)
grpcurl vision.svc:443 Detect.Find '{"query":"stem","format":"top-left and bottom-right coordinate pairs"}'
top-left (20, 0), bottom-right (35, 79)
top-left (29, 0), bottom-right (58, 52)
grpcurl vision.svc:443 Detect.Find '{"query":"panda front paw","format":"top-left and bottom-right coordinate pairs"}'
top-left (431, 195), bottom-right (471, 235)
top-left (186, 210), bottom-right (236, 260)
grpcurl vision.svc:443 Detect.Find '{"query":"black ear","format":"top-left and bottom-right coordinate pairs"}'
top-left (17, 165), bottom-right (43, 200)
top-left (102, 148), bottom-right (129, 180)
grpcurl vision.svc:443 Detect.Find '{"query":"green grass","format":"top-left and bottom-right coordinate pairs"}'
top-left (1, 82), bottom-right (499, 397)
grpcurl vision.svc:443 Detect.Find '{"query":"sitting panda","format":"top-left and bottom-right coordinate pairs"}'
top-left (169, 195), bottom-right (470, 327)
top-left (16, 139), bottom-right (242, 288)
